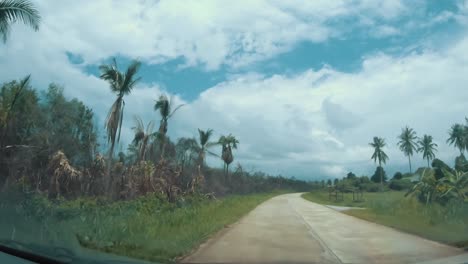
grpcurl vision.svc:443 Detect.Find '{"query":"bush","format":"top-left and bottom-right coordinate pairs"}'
top-left (393, 172), bottom-right (403, 180)
top-left (432, 158), bottom-right (454, 180)
top-left (370, 166), bottom-right (387, 183)
top-left (455, 154), bottom-right (468, 172)
top-left (361, 182), bottom-right (382, 192)
top-left (389, 179), bottom-right (413, 191)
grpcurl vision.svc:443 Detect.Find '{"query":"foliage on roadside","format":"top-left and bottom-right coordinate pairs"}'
top-left (0, 189), bottom-right (284, 263)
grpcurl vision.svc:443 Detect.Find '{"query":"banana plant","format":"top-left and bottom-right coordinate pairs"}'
top-left (438, 169), bottom-right (468, 201)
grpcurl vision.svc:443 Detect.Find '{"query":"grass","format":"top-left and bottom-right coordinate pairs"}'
top-left (0, 190), bottom-right (285, 263)
top-left (301, 190), bottom-right (404, 208)
top-left (302, 189), bottom-right (468, 249)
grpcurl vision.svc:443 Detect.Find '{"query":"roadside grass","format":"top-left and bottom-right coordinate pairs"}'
top-left (302, 190), bottom-right (468, 249)
top-left (0, 190), bottom-right (286, 263)
top-left (301, 190), bottom-right (404, 208)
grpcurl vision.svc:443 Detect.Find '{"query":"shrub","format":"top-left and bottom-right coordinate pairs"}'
top-left (393, 172), bottom-right (403, 180)
top-left (361, 182), bottom-right (382, 192)
top-left (432, 158), bottom-right (454, 180)
top-left (389, 179), bottom-right (413, 191)
top-left (370, 166), bottom-right (387, 183)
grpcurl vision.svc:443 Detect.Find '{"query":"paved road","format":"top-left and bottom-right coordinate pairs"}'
top-left (182, 193), bottom-right (466, 264)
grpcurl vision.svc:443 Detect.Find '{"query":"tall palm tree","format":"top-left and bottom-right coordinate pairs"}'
top-left (369, 136), bottom-right (389, 190)
top-left (195, 128), bottom-right (217, 167)
top-left (99, 58), bottom-right (141, 189)
top-left (0, 0), bottom-right (40, 42)
top-left (131, 116), bottom-right (155, 162)
top-left (218, 134), bottom-right (239, 184)
top-left (447, 123), bottom-right (465, 155)
top-left (397, 126), bottom-right (418, 173)
top-left (154, 94), bottom-right (184, 159)
top-left (417, 134), bottom-right (438, 168)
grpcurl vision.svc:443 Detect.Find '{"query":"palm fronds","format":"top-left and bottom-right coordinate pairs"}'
top-left (0, 0), bottom-right (40, 42)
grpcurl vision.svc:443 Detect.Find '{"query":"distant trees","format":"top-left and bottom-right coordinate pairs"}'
top-left (99, 58), bottom-right (141, 190)
top-left (393, 172), bottom-right (403, 180)
top-left (195, 129), bottom-right (217, 167)
top-left (417, 135), bottom-right (438, 168)
top-left (154, 95), bottom-right (184, 159)
top-left (131, 116), bottom-right (155, 162)
top-left (371, 166), bottom-right (387, 183)
top-left (369, 137), bottom-right (388, 190)
top-left (0, 79), bottom-right (98, 189)
top-left (347, 172), bottom-right (357, 179)
top-left (397, 126), bottom-right (418, 173)
top-left (218, 134), bottom-right (239, 183)
top-left (447, 124), bottom-right (465, 155)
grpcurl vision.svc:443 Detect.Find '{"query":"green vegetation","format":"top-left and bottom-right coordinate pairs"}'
top-left (0, 189), bottom-right (285, 263)
top-left (301, 191), bottom-right (404, 208)
top-left (345, 198), bottom-right (468, 248)
top-left (417, 135), bottom-right (438, 168)
top-left (0, 0), bottom-right (40, 42)
top-left (369, 137), bottom-right (389, 190)
top-left (0, 58), bottom-right (313, 262)
top-left (302, 189), bottom-right (468, 248)
top-left (397, 126), bottom-right (418, 173)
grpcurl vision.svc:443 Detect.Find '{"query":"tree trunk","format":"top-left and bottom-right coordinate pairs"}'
top-left (408, 155), bottom-right (412, 174)
top-left (379, 160), bottom-right (383, 192)
top-left (427, 158), bottom-right (430, 168)
top-left (226, 163), bottom-right (230, 186)
top-left (106, 141), bottom-right (115, 194)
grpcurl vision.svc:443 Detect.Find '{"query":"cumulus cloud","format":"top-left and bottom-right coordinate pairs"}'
top-left (169, 37), bottom-right (468, 179)
top-left (7, 0), bottom-right (425, 70)
top-left (1, 1), bottom-right (468, 180)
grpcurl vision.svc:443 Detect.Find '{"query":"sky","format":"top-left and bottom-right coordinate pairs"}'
top-left (1, 0), bottom-right (468, 180)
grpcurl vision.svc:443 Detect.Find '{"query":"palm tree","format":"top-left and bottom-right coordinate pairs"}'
top-left (417, 135), bottom-right (438, 168)
top-left (99, 58), bottom-right (141, 190)
top-left (369, 136), bottom-right (389, 191)
top-left (397, 126), bottom-right (418, 173)
top-left (0, 0), bottom-right (40, 42)
top-left (195, 128), bottom-right (218, 167)
top-left (131, 116), bottom-right (155, 162)
top-left (218, 134), bottom-right (239, 184)
top-left (447, 124), bottom-right (465, 155)
top-left (154, 94), bottom-right (184, 159)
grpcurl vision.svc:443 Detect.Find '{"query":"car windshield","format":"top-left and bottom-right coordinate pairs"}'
top-left (1, 1), bottom-right (468, 264)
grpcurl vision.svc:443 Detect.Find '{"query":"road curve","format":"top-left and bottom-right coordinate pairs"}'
top-left (181, 193), bottom-right (465, 264)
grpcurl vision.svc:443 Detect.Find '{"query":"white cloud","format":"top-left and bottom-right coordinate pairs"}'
top-left (7, 0), bottom-right (423, 70)
top-left (1, 1), bottom-right (468, 180)
top-left (167, 36), bottom-right (468, 179)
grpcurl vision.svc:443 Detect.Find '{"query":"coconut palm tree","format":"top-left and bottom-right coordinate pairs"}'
top-left (131, 116), bottom-right (155, 162)
top-left (0, 0), bottom-right (40, 42)
top-left (370, 136), bottom-right (389, 191)
top-left (218, 134), bottom-right (239, 183)
top-left (195, 128), bottom-right (218, 167)
top-left (397, 126), bottom-right (418, 173)
top-left (447, 124), bottom-right (465, 155)
top-left (154, 94), bottom-right (184, 159)
top-left (99, 58), bottom-right (141, 190)
top-left (417, 134), bottom-right (438, 168)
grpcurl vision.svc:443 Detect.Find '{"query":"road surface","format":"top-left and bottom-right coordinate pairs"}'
top-left (182, 193), bottom-right (466, 264)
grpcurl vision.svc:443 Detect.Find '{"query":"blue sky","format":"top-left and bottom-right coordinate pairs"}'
top-left (73, 0), bottom-right (465, 102)
top-left (2, 0), bottom-right (468, 179)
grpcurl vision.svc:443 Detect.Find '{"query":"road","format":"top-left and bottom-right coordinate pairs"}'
top-left (182, 193), bottom-right (466, 264)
